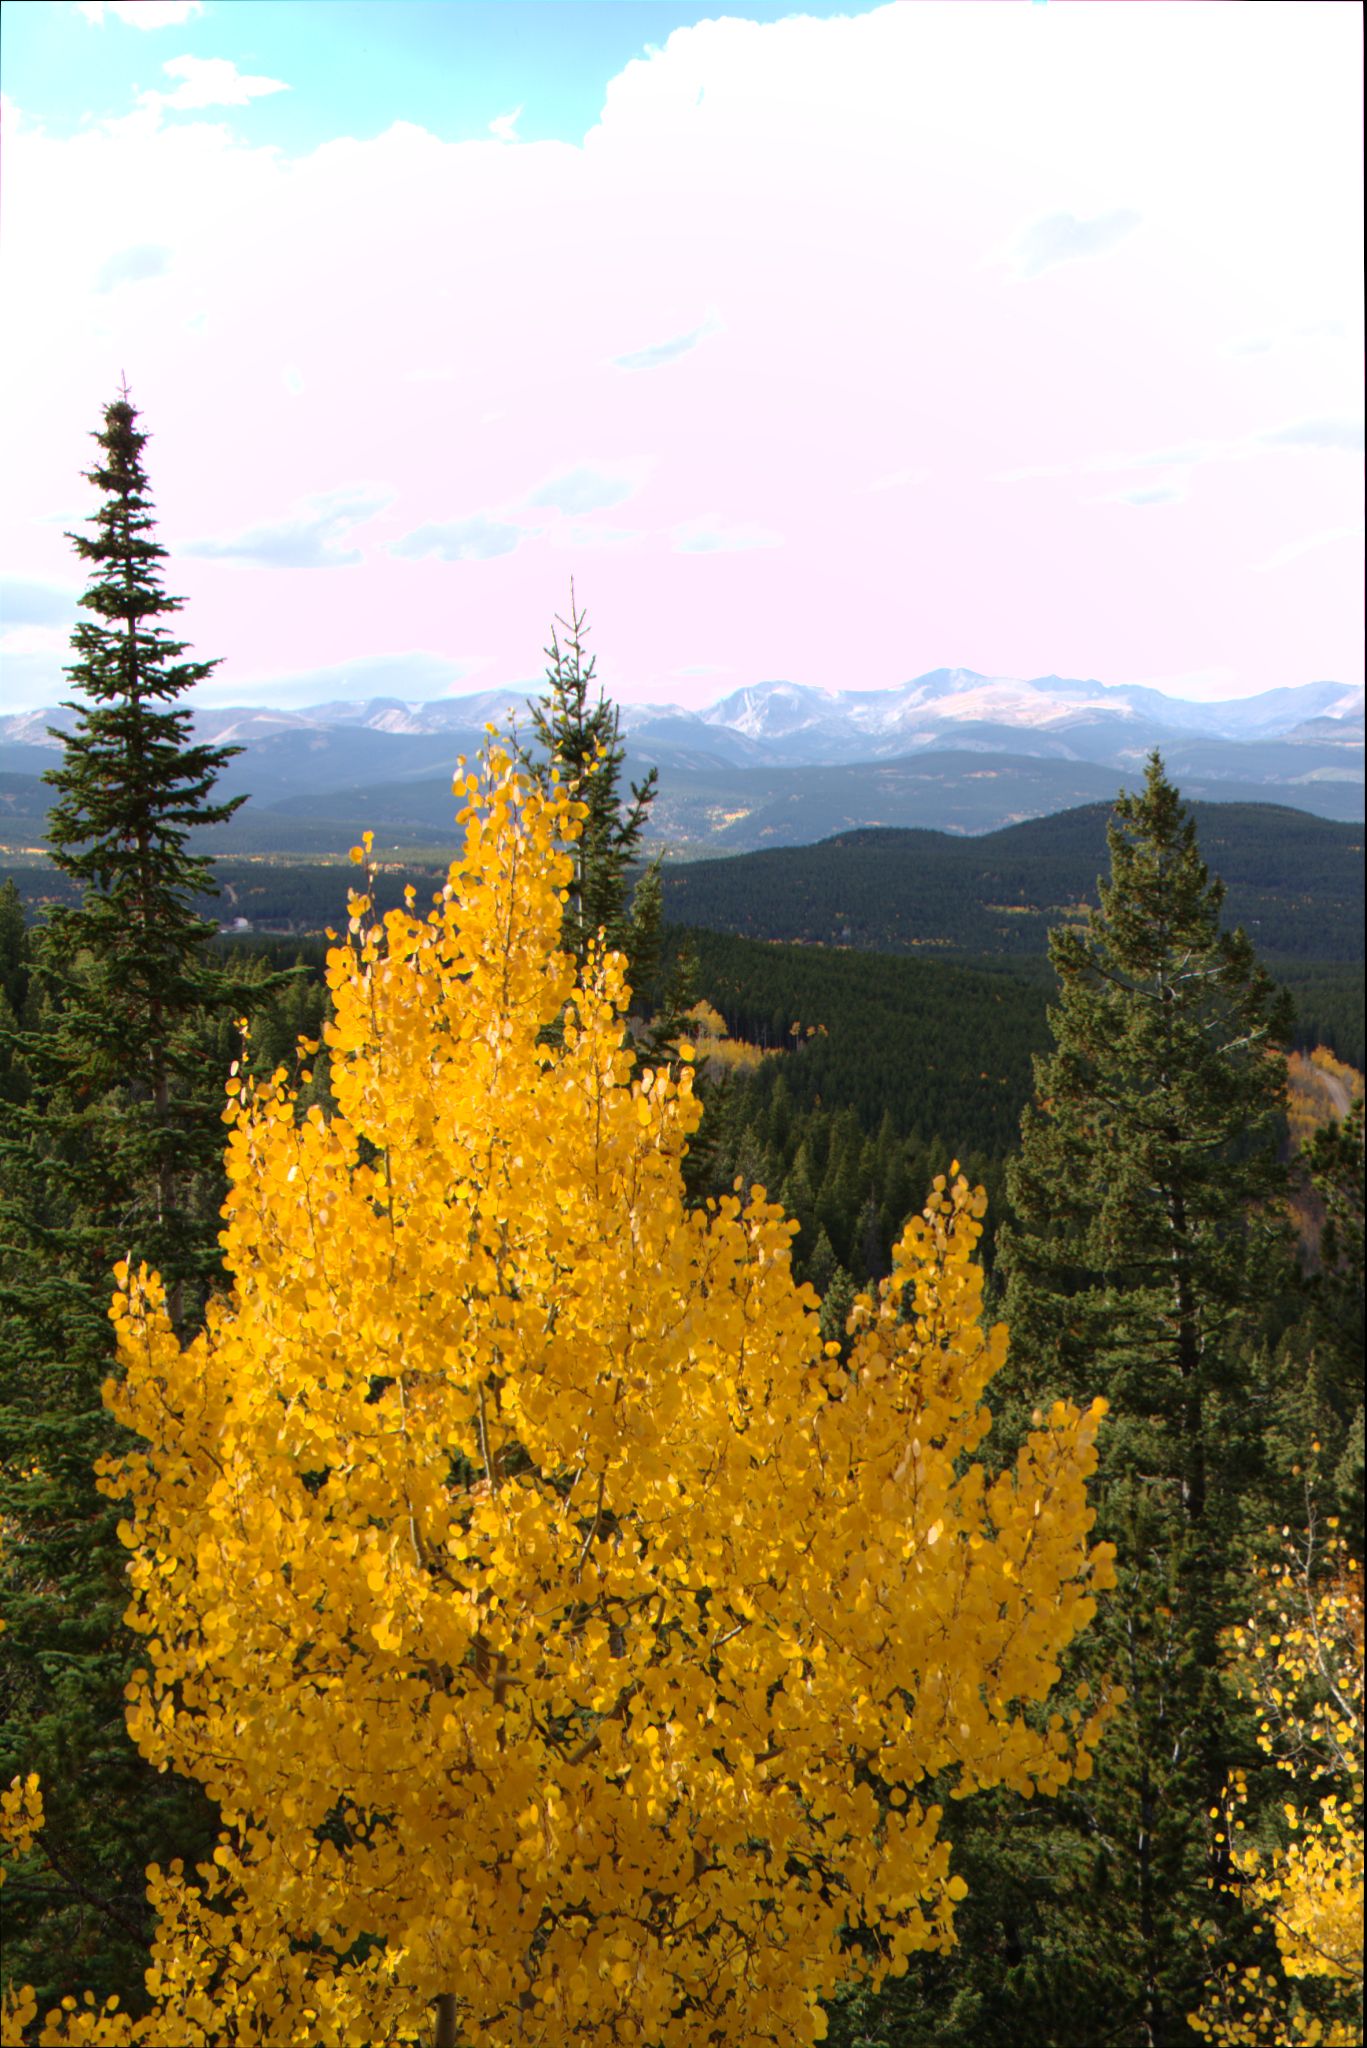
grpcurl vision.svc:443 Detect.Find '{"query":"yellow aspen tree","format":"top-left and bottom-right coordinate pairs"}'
top-left (27, 752), bottom-right (1116, 2048)
top-left (1, 1588), bottom-right (45, 2043)
top-left (1190, 1533), bottom-right (1363, 2046)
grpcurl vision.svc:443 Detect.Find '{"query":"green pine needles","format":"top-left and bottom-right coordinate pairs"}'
top-left (38, 391), bottom-right (254, 1321)
top-left (994, 752), bottom-right (1295, 2047)
top-left (1001, 749), bottom-right (1294, 1521)
top-left (830, 756), bottom-right (1306, 2048)
top-left (523, 584), bottom-right (663, 990)
top-left (0, 392), bottom-right (256, 2013)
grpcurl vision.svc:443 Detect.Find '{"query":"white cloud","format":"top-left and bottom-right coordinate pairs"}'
top-left (488, 106), bottom-right (522, 144)
top-left (184, 487), bottom-right (390, 568)
top-left (1011, 209), bottom-right (1142, 280)
top-left (524, 466), bottom-right (640, 517)
top-left (1226, 320), bottom-right (1354, 362)
top-left (96, 242), bottom-right (170, 291)
top-left (613, 313), bottom-right (721, 371)
top-left (391, 515), bottom-right (525, 564)
top-left (867, 467), bottom-right (930, 493)
top-left (547, 522), bottom-right (645, 554)
top-left (1094, 482), bottom-right (1186, 508)
top-left (3, 3), bottom-right (1360, 708)
top-left (1260, 417), bottom-right (1364, 454)
top-left (0, 623), bottom-right (73, 658)
top-left (0, 647), bottom-right (75, 713)
top-left (76, 1), bottom-right (205, 25)
top-left (143, 55), bottom-right (289, 114)
top-left (672, 519), bottom-right (782, 554)
top-left (996, 417), bottom-right (1364, 491)
top-left (1253, 525), bottom-right (1365, 573)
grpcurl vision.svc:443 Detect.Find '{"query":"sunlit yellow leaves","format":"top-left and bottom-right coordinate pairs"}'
top-left (0, 1769), bottom-right (44, 1884)
top-left (36, 748), bottom-right (1117, 2048)
top-left (0, 1714), bottom-right (45, 2043)
top-left (1189, 1536), bottom-right (1363, 2045)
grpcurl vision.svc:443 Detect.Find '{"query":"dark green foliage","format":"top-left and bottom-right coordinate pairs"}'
top-left (1312, 1093), bottom-right (1365, 1539)
top-left (660, 802), bottom-right (1364, 963)
top-left (1306, 1092), bottom-right (1364, 1320)
top-left (666, 928), bottom-right (1053, 1184)
top-left (519, 588), bottom-right (663, 998)
top-left (871, 755), bottom-right (1299, 2048)
top-left (1264, 1095), bottom-right (1366, 1551)
top-left (999, 756), bottom-right (1293, 1510)
top-left (668, 933), bottom-right (1032, 1310)
top-left (0, 877), bottom-right (35, 1107)
top-left (1268, 958), bottom-right (1365, 1072)
top-left (0, 395), bottom-right (271, 2013)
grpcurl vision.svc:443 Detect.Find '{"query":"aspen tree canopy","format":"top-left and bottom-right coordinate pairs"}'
top-left (4, 753), bottom-right (1116, 2048)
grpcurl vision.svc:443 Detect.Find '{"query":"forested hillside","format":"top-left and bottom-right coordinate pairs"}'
top-left (660, 803), bottom-right (1364, 960)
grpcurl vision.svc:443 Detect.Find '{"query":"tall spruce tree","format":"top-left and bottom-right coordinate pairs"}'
top-left (0, 392), bottom-right (255, 2011)
top-left (519, 586), bottom-right (704, 1087)
top-left (1000, 752), bottom-right (1292, 1513)
top-left (829, 756), bottom-right (1296, 2048)
top-left (996, 754), bottom-right (1292, 2044)
top-left (522, 586), bottom-right (664, 993)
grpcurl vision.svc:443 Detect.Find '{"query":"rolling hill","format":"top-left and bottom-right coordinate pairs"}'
top-left (660, 802), bottom-right (1365, 962)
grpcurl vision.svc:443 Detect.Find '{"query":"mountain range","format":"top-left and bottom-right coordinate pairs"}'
top-left (2, 669), bottom-right (1362, 853)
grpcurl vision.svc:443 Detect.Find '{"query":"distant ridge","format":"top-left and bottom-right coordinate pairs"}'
top-left (3, 669), bottom-right (1361, 761)
top-left (2, 670), bottom-right (1360, 855)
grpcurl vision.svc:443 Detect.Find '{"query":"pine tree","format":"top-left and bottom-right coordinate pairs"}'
top-left (521, 585), bottom-right (664, 1001)
top-left (994, 753), bottom-right (1292, 2043)
top-left (0, 880), bottom-right (34, 1107)
top-left (1000, 751), bottom-right (1292, 1515)
top-left (0, 391), bottom-right (257, 2011)
top-left (833, 754), bottom-right (1296, 2048)
top-left (1305, 1094), bottom-right (1365, 1458)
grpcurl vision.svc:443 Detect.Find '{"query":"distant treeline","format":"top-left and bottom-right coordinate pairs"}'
top-left (3, 857), bottom-right (450, 933)
top-left (6, 797), bottom-right (1361, 967)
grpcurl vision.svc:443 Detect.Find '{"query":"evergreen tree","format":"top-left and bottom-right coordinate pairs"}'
top-left (521, 585), bottom-right (662, 994)
top-left (1273, 1094), bottom-right (1366, 1551)
top-left (1000, 751), bottom-right (1292, 1520)
top-left (1305, 1093), bottom-right (1364, 1382)
top-left (997, 753), bottom-right (1292, 2044)
top-left (842, 756), bottom-right (1295, 2048)
top-left (0, 879), bottom-right (34, 1107)
top-left (0, 391), bottom-right (258, 2010)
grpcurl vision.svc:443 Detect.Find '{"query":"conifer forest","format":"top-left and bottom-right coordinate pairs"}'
top-left (0, 401), bottom-right (1360, 2048)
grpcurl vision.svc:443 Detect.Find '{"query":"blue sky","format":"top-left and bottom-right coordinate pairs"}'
top-left (0, 2), bottom-right (1361, 715)
top-left (1, 1), bottom-right (891, 151)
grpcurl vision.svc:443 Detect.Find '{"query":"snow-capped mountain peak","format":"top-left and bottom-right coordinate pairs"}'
top-left (2, 672), bottom-right (1360, 778)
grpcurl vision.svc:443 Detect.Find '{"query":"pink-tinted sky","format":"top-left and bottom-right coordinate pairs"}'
top-left (1, 1), bottom-right (1362, 713)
